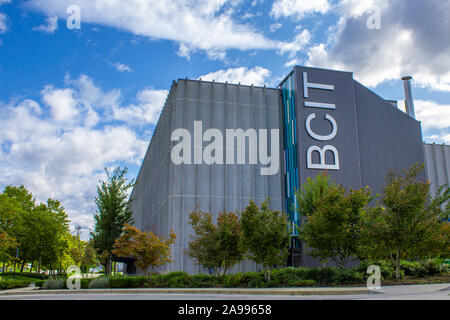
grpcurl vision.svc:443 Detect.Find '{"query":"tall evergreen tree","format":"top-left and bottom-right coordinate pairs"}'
top-left (91, 167), bottom-right (135, 274)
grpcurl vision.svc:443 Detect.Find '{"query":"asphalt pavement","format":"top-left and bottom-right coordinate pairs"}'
top-left (0, 284), bottom-right (448, 300)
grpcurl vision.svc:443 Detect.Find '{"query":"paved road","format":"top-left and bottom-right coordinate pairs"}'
top-left (0, 291), bottom-right (449, 300)
top-left (0, 284), bottom-right (448, 300)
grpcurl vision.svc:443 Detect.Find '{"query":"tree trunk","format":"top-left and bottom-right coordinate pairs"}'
top-left (30, 262), bottom-right (34, 273)
top-left (266, 268), bottom-right (271, 282)
top-left (20, 261), bottom-right (25, 272)
top-left (395, 250), bottom-right (401, 280)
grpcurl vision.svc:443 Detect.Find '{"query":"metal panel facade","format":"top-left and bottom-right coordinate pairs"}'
top-left (279, 66), bottom-right (426, 268)
top-left (423, 143), bottom-right (450, 198)
top-left (130, 66), bottom-right (438, 273)
top-left (130, 79), bottom-right (283, 274)
top-left (354, 81), bottom-right (425, 194)
top-left (291, 66), bottom-right (362, 191)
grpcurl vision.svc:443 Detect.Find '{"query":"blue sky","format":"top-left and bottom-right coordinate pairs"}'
top-left (1, 0), bottom-right (449, 238)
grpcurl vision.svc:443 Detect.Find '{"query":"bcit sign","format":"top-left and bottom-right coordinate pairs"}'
top-left (292, 66), bottom-right (362, 189)
top-left (303, 72), bottom-right (339, 170)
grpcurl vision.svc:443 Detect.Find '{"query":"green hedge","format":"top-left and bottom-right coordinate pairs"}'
top-left (0, 279), bottom-right (33, 290)
top-left (0, 272), bottom-right (49, 280)
top-left (33, 269), bottom-right (360, 289)
top-left (35, 276), bottom-right (82, 289)
top-left (357, 258), bottom-right (447, 280)
top-left (33, 259), bottom-right (448, 290)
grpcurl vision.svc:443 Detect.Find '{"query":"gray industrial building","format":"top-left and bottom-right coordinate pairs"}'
top-left (129, 66), bottom-right (449, 273)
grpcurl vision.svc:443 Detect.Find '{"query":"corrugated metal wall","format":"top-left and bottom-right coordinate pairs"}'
top-left (129, 78), bottom-right (449, 274)
top-left (130, 79), bottom-right (284, 274)
top-left (424, 143), bottom-right (450, 197)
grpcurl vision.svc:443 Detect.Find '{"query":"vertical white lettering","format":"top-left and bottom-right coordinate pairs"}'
top-left (307, 145), bottom-right (339, 170)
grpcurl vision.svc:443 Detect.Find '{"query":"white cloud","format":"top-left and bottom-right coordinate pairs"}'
top-left (271, 0), bottom-right (331, 20)
top-left (0, 75), bottom-right (165, 236)
top-left (0, 13), bottom-right (7, 33)
top-left (284, 58), bottom-right (302, 68)
top-left (25, 0), bottom-right (324, 62)
top-left (113, 62), bottom-right (133, 73)
top-left (441, 134), bottom-right (450, 145)
top-left (402, 99), bottom-right (450, 144)
top-left (269, 23), bottom-right (282, 32)
top-left (199, 66), bottom-right (271, 86)
top-left (112, 88), bottom-right (168, 126)
top-left (27, 0), bottom-right (277, 56)
top-left (41, 86), bottom-right (79, 123)
top-left (177, 43), bottom-right (192, 60)
top-left (278, 28), bottom-right (311, 58)
top-left (33, 15), bottom-right (58, 33)
top-left (306, 0), bottom-right (450, 91)
top-left (415, 99), bottom-right (450, 130)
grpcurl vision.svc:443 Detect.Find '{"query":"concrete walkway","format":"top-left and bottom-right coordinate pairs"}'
top-left (376, 283), bottom-right (450, 295)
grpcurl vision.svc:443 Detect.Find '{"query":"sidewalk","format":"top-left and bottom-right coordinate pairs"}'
top-left (376, 283), bottom-right (450, 295)
top-left (1, 284), bottom-right (448, 297)
top-left (0, 286), bottom-right (369, 296)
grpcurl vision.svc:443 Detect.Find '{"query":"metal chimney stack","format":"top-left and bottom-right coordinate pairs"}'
top-left (402, 76), bottom-right (416, 119)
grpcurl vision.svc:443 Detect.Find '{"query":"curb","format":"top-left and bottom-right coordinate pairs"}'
top-left (0, 287), bottom-right (370, 296)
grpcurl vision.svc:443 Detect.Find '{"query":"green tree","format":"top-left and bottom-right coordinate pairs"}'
top-left (299, 185), bottom-right (372, 268)
top-left (360, 163), bottom-right (444, 279)
top-left (0, 186), bottom-right (70, 273)
top-left (428, 184), bottom-right (450, 221)
top-left (240, 199), bottom-right (290, 281)
top-left (0, 191), bottom-right (24, 264)
top-left (91, 167), bottom-right (135, 275)
top-left (81, 240), bottom-right (99, 274)
top-left (0, 232), bottom-right (16, 264)
top-left (296, 172), bottom-right (333, 216)
top-left (112, 224), bottom-right (176, 274)
top-left (187, 211), bottom-right (244, 276)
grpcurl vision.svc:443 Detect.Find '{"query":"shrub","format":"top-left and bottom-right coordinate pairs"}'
top-left (358, 259), bottom-right (445, 280)
top-left (271, 267), bottom-right (308, 286)
top-left (168, 275), bottom-right (192, 288)
top-left (303, 267), bottom-right (337, 284)
top-left (0, 272), bottom-right (48, 280)
top-left (357, 260), bottom-right (398, 280)
top-left (148, 271), bottom-right (190, 288)
top-left (34, 280), bottom-right (46, 288)
top-left (80, 278), bottom-right (92, 289)
top-left (43, 277), bottom-right (65, 290)
top-left (222, 272), bottom-right (266, 288)
top-left (0, 279), bottom-right (33, 290)
top-left (109, 276), bottom-right (147, 288)
top-left (402, 259), bottom-right (442, 278)
top-left (291, 279), bottom-right (316, 287)
top-left (159, 271), bottom-right (188, 280)
top-left (88, 277), bottom-right (109, 289)
top-left (190, 274), bottom-right (220, 288)
top-left (330, 268), bottom-right (363, 285)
